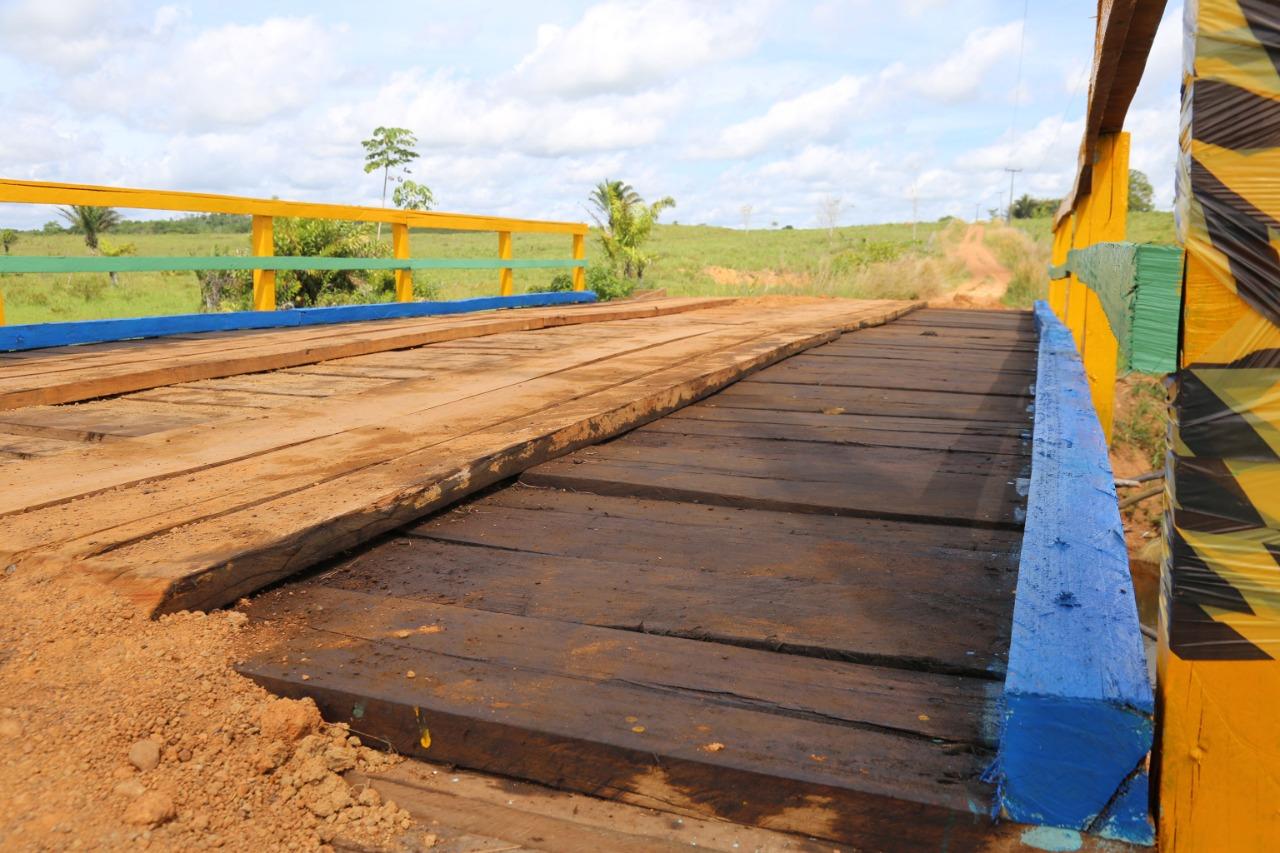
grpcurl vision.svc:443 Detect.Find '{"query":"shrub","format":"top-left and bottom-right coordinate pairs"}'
top-left (527, 265), bottom-right (633, 301)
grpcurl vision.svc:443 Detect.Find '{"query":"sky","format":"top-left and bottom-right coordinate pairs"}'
top-left (0, 0), bottom-right (1184, 230)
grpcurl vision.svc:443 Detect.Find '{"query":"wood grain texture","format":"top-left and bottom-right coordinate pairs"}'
top-left (0, 298), bottom-right (917, 613)
top-left (0, 296), bottom-right (725, 408)
top-left (237, 308), bottom-right (1033, 850)
top-left (992, 303), bottom-right (1153, 843)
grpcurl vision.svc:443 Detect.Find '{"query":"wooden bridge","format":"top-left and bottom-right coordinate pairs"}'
top-left (0, 281), bottom-right (1149, 849)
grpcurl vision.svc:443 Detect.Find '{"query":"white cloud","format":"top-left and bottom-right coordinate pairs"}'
top-left (0, 0), bottom-right (125, 70)
top-left (68, 18), bottom-right (344, 132)
top-left (909, 21), bottom-right (1024, 103)
top-left (336, 69), bottom-right (683, 158)
top-left (515, 0), bottom-right (766, 97)
top-left (716, 75), bottom-right (867, 158)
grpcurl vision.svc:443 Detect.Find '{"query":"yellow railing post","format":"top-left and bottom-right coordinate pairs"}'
top-left (1049, 215), bottom-right (1072, 321)
top-left (251, 215), bottom-right (276, 311)
top-left (1079, 131), bottom-right (1129, 443)
top-left (393, 223), bottom-right (413, 302)
top-left (572, 233), bottom-right (585, 291)
top-left (498, 231), bottom-right (513, 296)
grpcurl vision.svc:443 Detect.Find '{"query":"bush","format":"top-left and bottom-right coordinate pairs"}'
top-left (527, 265), bottom-right (633, 301)
top-left (196, 219), bottom-right (396, 311)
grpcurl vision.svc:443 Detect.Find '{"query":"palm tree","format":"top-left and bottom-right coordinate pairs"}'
top-left (589, 180), bottom-right (641, 233)
top-left (590, 182), bottom-right (675, 281)
top-left (58, 205), bottom-right (121, 253)
top-left (59, 205), bottom-right (123, 284)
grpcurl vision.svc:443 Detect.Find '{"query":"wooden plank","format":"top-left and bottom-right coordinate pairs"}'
top-left (522, 454), bottom-right (1024, 528)
top-left (572, 431), bottom-right (1025, 479)
top-left (354, 516), bottom-right (1016, 675)
top-left (0, 398), bottom-right (239, 441)
top-left (252, 586), bottom-right (999, 743)
top-left (644, 407), bottom-right (1030, 455)
top-left (802, 343), bottom-right (1038, 374)
top-left (352, 761), bottom-right (837, 853)
top-left (186, 371), bottom-right (394, 399)
top-left (1, 300), bottom-right (917, 612)
top-left (705, 382), bottom-right (1034, 424)
top-left (238, 626), bottom-right (1001, 850)
top-left (749, 355), bottom-right (1035, 396)
top-left (993, 303), bottom-right (1153, 841)
top-left (0, 308), bottom-right (769, 513)
top-left (0, 431), bottom-right (85, 459)
top-left (0, 297), bottom-right (730, 409)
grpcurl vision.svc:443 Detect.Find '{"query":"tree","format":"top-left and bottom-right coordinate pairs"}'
top-left (362, 126), bottom-right (420, 238)
top-left (392, 179), bottom-right (435, 211)
top-left (58, 205), bottom-right (121, 252)
top-left (1129, 169), bottom-right (1155, 212)
top-left (589, 180), bottom-right (641, 230)
top-left (589, 180), bottom-right (675, 281)
top-left (0, 229), bottom-right (17, 254)
top-left (1010, 194), bottom-right (1061, 219)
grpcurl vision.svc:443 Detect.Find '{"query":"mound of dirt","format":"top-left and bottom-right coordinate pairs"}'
top-left (0, 559), bottom-right (432, 851)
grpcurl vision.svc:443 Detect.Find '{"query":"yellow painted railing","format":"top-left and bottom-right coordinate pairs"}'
top-left (1049, 131), bottom-right (1130, 444)
top-left (0, 177), bottom-right (589, 320)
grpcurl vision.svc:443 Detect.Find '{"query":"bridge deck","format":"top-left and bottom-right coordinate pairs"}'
top-left (239, 307), bottom-right (1038, 850)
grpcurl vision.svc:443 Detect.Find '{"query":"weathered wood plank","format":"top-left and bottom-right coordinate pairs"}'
top-left (251, 586), bottom-right (1000, 742)
top-left (522, 455), bottom-right (1024, 528)
top-left (0, 297), bottom-right (730, 410)
top-left (2, 300), bottom-right (917, 613)
top-left (642, 407), bottom-right (1030, 455)
top-left (705, 381), bottom-right (1034, 423)
top-left (352, 761), bottom-right (837, 853)
top-left (239, 629), bottom-right (1001, 849)
top-left (751, 355), bottom-right (1035, 396)
top-left (327, 530), bottom-right (1014, 676)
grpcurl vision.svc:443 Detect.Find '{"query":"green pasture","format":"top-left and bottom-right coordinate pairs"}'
top-left (0, 213), bottom-right (1174, 325)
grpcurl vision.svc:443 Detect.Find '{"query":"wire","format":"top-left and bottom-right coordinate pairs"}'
top-left (1006, 0), bottom-right (1030, 170)
top-left (1035, 61), bottom-right (1091, 174)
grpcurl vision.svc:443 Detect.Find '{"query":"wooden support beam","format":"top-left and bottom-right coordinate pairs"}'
top-left (992, 302), bottom-right (1153, 844)
top-left (392, 223), bottom-right (412, 302)
top-left (498, 230), bottom-right (513, 296)
top-left (250, 215), bottom-right (275, 312)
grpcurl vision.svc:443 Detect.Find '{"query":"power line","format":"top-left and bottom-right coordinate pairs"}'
top-left (1005, 0), bottom-right (1030, 169)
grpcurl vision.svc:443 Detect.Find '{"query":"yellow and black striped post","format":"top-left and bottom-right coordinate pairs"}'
top-left (1160, 1), bottom-right (1280, 847)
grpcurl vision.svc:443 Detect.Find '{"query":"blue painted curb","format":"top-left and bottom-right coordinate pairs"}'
top-left (0, 291), bottom-right (597, 352)
top-left (990, 301), bottom-right (1154, 845)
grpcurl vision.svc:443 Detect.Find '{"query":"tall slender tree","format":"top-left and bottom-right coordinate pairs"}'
top-left (362, 126), bottom-right (420, 239)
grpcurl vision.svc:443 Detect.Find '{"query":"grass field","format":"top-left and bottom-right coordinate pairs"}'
top-left (0, 213), bottom-right (1175, 325)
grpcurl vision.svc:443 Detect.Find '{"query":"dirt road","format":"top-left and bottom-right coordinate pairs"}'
top-left (930, 224), bottom-right (1012, 309)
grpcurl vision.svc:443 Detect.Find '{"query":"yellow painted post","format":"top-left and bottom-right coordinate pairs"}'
top-left (251, 215), bottom-right (276, 312)
top-left (498, 231), bottom-right (513, 296)
top-left (0, 289), bottom-right (5, 326)
top-left (1079, 132), bottom-right (1128, 443)
top-left (1049, 215), bottom-right (1073, 321)
top-left (393, 223), bottom-right (413, 302)
top-left (571, 233), bottom-right (585, 291)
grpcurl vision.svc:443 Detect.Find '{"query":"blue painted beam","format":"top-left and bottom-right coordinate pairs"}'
top-left (0, 292), bottom-right (597, 352)
top-left (991, 301), bottom-right (1154, 845)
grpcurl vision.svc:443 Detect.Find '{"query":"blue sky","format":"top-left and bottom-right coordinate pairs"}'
top-left (0, 0), bottom-right (1183, 230)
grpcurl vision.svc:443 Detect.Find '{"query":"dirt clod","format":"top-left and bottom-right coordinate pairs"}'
top-left (129, 739), bottom-right (162, 772)
top-left (258, 697), bottom-right (322, 743)
top-left (123, 791), bottom-right (176, 827)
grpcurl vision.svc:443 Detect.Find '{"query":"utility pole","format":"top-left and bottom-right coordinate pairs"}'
top-left (1004, 167), bottom-right (1022, 223)
top-left (974, 202), bottom-right (981, 223)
